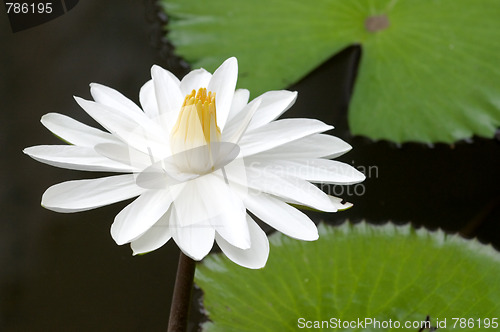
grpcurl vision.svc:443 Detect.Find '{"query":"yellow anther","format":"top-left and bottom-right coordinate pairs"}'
top-left (170, 87), bottom-right (221, 154)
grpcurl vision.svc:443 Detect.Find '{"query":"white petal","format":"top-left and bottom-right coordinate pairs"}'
top-left (216, 215), bottom-right (269, 269)
top-left (151, 65), bottom-right (183, 132)
top-left (244, 192), bottom-right (318, 241)
top-left (179, 68), bottom-right (212, 96)
top-left (246, 90), bottom-right (297, 131)
top-left (171, 208), bottom-right (215, 260)
top-left (42, 174), bottom-right (144, 213)
top-left (75, 97), bottom-right (168, 154)
top-left (168, 141), bottom-right (240, 176)
top-left (135, 157), bottom-right (197, 189)
top-left (329, 195), bottom-right (353, 211)
top-left (131, 213), bottom-right (172, 255)
top-left (111, 189), bottom-right (174, 245)
top-left (90, 83), bottom-right (144, 115)
top-left (251, 134), bottom-right (352, 160)
top-left (41, 113), bottom-right (119, 147)
top-left (226, 88), bottom-right (250, 122)
top-left (222, 98), bottom-right (261, 144)
top-left (94, 143), bottom-right (157, 173)
top-left (134, 142), bottom-right (240, 189)
top-left (23, 145), bottom-right (134, 172)
top-left (234, 166), bottom-right (337, 212)
top-left (207, 57), bottom-right (238, 131)
top-left (238, 119), bottom-right (333, 157)
top-left (139, 79), bottom-right (159, 119)
top-left (247, 159), bottom-right (366, 185)
top-left (171, 174), bottom-right (250, 249)
top-left (204, 175), bottom-right (249, 249)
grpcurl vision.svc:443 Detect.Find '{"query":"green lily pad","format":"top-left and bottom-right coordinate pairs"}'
top-left (196, 222), bottom-right (500, 331)
top-left (161, 0), bottom-right (500, 144)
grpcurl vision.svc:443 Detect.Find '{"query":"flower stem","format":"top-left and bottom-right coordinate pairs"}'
top-left (168, 251), bottom-right (196, 332)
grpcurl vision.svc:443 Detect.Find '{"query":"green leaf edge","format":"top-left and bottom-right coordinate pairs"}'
top-left (160, 0), bottom-right (500, 145)
top-left (196, 221), bottom-right (500, 330)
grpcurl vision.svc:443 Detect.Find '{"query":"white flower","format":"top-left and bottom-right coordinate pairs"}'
top-left (24, 58), bottom-right (365, 269)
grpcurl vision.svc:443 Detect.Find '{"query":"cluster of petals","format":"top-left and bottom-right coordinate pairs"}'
top-left (24, 57), bottom-right (365, 269)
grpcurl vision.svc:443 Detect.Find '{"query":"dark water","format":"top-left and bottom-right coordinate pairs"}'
top-left (1, 1), bottom-right (499, 331)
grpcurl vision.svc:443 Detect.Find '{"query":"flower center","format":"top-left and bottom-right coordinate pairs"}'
top-left (170, 88), bottom-right (221, 154)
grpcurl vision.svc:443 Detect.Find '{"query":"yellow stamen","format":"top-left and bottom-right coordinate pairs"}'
top-left (171, 88), bottom-right (221, 153)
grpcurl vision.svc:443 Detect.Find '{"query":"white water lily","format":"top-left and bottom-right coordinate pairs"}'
top-left (24, 57), bottom-right (365, 269)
